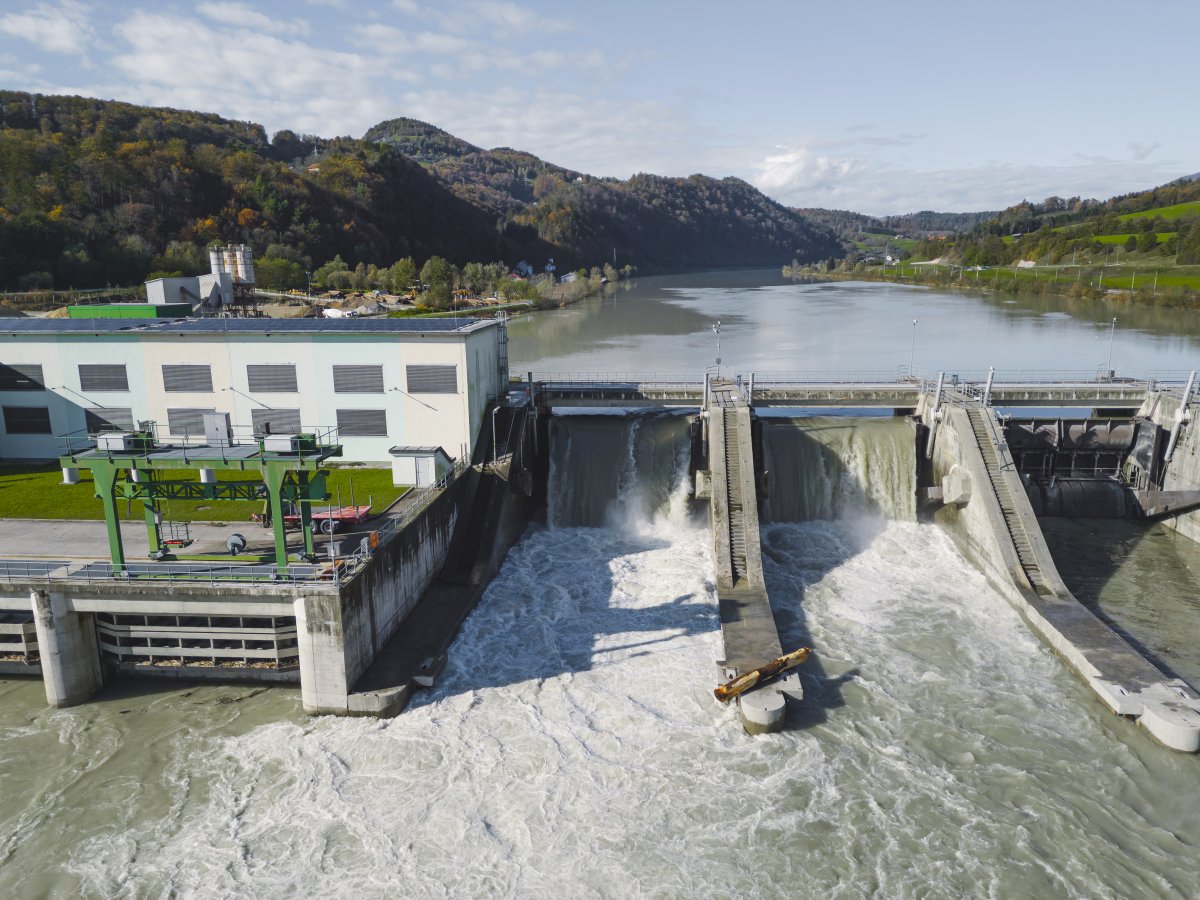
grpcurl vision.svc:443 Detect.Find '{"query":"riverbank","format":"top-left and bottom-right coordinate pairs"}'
top-left (785, 263), bottom-right (1200, 309)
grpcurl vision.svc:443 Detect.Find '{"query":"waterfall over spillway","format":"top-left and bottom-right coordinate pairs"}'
top-left (761, 417), bottom-right (917, 522)
top-left (548, 414), bottom-right (694, 528)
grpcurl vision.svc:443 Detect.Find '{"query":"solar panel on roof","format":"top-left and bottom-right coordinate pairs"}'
top-left (1, 317), bottom-right (486, 334)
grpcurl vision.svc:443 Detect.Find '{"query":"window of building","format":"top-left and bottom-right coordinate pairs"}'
top-left (336, 409), bottom-right (388, 436)
top-left (251, 408), bottom-right (302, 434)
top-left (85, 407), bottom-right (134, 433)
top-left (2, 405), bottom-right (51, 434)
top-left (166, 408), bottom-right (216, 437)
top-left (78, 364), bottom-right (129, 392)
top-left (332, 365), bottom-right (384, 393)
top-left (406, 364), bottom-right (458, 394)
top-left (162, 364), bottom-right (213, 393)
top-left (247, 364), bottom-right (298, 393)
top-left (0, 363), bottom-right (45, 391)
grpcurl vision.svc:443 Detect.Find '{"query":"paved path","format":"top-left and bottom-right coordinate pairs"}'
top-left (0, 517), bottom-right (377, 562)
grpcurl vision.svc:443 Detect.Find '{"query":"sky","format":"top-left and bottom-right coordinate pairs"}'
top-left (0, 0), bottom-right (1196, 216)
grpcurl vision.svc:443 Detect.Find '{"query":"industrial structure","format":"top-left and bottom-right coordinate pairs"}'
top-left (0, 317), bottom-right (506, 468)
top-left (143, 243), bottom-right (256, 316)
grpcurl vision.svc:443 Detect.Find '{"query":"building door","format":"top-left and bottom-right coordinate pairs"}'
top-left (415, 456), bottom-right (435, 486)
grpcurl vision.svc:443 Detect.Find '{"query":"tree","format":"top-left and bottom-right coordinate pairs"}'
top-left (1124, 235), bottom-right (1138, 253)
top-left (420, 255), bottom-right (454, 307)
top-left (313, 254), bottom-right (348, 287)
top-left (1136, 231), bottom-right (1158, 254)
top-left (256, 257), bottom-right (306, 291)
top-left (387, 257), bottom-right (416, 293)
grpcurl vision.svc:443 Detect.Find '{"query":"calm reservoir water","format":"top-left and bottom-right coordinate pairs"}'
top-left (2, 271), bottom-right (1198, 897)
top-left (508, 270), bottom-right (1200, 376)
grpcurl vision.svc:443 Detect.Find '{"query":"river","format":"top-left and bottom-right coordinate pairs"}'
top-left (1, 271), bottom-right (1198, 897)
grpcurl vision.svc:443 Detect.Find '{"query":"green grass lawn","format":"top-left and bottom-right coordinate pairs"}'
top-left (0, 464), bottom-right (408, 522)
top-left (1119, 201), bottom-right (1200, 222)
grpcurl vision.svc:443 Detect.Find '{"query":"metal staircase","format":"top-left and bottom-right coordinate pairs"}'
top-left (723, 409), bottom-right (748, 585)
top-left (966, 407), bottom-right (1048, 595)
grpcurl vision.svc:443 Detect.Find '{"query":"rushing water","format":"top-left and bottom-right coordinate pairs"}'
top-left (3, 273), bottom-right (1200, 896)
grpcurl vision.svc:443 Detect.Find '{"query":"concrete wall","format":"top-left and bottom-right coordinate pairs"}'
top-left (298, 473), bottom-right (471, 714)
top-left (1139, 392), bottom-right (1200, 545)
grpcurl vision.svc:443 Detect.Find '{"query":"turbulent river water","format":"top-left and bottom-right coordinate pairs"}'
top-left (2, 273), bottom-right (1199, 897)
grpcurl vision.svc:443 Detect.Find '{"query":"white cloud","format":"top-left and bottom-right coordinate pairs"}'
top-left (396, 87), bottom-right (696, 177)
top-left (95, 11), bottom-right (416, 137)
top-left (465, 0), bottom-right (567, 34)
top-left (197, 2), bottom-right (311, 37)
top-left (0, 1), bottom-right (93, 54)
top-left (355, 23), bottom-right (473, 55)
top-left (750, 142), bottom-right (1185, 214)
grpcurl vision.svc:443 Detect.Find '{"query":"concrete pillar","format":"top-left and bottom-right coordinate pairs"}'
top-left (293, 594), bottom-right (349, 714)
top-left (61, 467), bottom-right (80, 485)
top-left (30, 590), bottom-right (102, 708)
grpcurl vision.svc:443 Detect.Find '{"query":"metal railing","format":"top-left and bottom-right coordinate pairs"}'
top-left (522, 371), bottom-right (704, 386)
top-left (517, 368), bottom-right (1193, 389)
top-left (333, 457), bottom-right (472, 582)
top-left (0, 558), bottom-right (331, 588)
top-left (60, 422), bottom-right (343, 459)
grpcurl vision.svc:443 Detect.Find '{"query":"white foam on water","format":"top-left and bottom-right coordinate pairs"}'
top-left (26, 511), bottom-right (1197, 899)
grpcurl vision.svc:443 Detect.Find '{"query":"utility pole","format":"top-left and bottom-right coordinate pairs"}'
top-left (909, 318), bottom-right (918, 376)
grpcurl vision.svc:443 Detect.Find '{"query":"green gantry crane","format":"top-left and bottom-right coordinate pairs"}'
top-left (61, 431), bottom-right (342, 575)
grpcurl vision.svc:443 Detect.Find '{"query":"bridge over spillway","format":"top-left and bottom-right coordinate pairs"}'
top-left (521, 369), bottom-right (1173, 411)
top-left (522, 368), bottom-right (1200, 750)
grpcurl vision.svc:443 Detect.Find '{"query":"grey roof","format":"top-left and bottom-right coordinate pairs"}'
top-left (0, 316), bottom-right (490, 336)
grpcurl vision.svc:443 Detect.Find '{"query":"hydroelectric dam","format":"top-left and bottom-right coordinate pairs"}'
top-left (3, 369), bottom-right (1200, 754)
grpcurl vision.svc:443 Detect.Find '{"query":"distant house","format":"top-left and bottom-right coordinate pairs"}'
top-left (514, 260), bottom-right (534, 277)
top-left (560, 272), bottom-right (578, 284)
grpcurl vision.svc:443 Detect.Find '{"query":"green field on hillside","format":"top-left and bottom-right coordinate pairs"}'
top-left (0, 465), bottom-right (406, 522)
top-left (1119, 201), bottom-right (1200, 222)
top-left (1091, 232), bottom-right (1175, 245)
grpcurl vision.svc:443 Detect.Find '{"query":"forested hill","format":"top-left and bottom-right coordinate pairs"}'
top-left (794, 207), bottom-right (997, 245)
top-left (367, 117), bottom-right (841, 271)
top-left (0, 92), bottom-right (553, 290)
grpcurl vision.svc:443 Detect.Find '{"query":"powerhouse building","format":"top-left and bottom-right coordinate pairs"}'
top-left (0, 317), bottom-right (506, 471)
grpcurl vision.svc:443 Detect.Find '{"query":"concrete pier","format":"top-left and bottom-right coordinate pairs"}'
top-left (30, 589), bottom-right (102, 707)
top-left (705, 383), bottom-right (798, 734)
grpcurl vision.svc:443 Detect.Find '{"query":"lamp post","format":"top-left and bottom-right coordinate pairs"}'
top-left (712, 321), bottom-right (722, 372)
top-left (909, 318), bottom-right (918, 377)
top-left (1106, 317), bottom-right (1117, 376)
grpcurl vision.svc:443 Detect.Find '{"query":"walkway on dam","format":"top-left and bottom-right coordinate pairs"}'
top-left (706, 380), bottom-right (791, 733)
